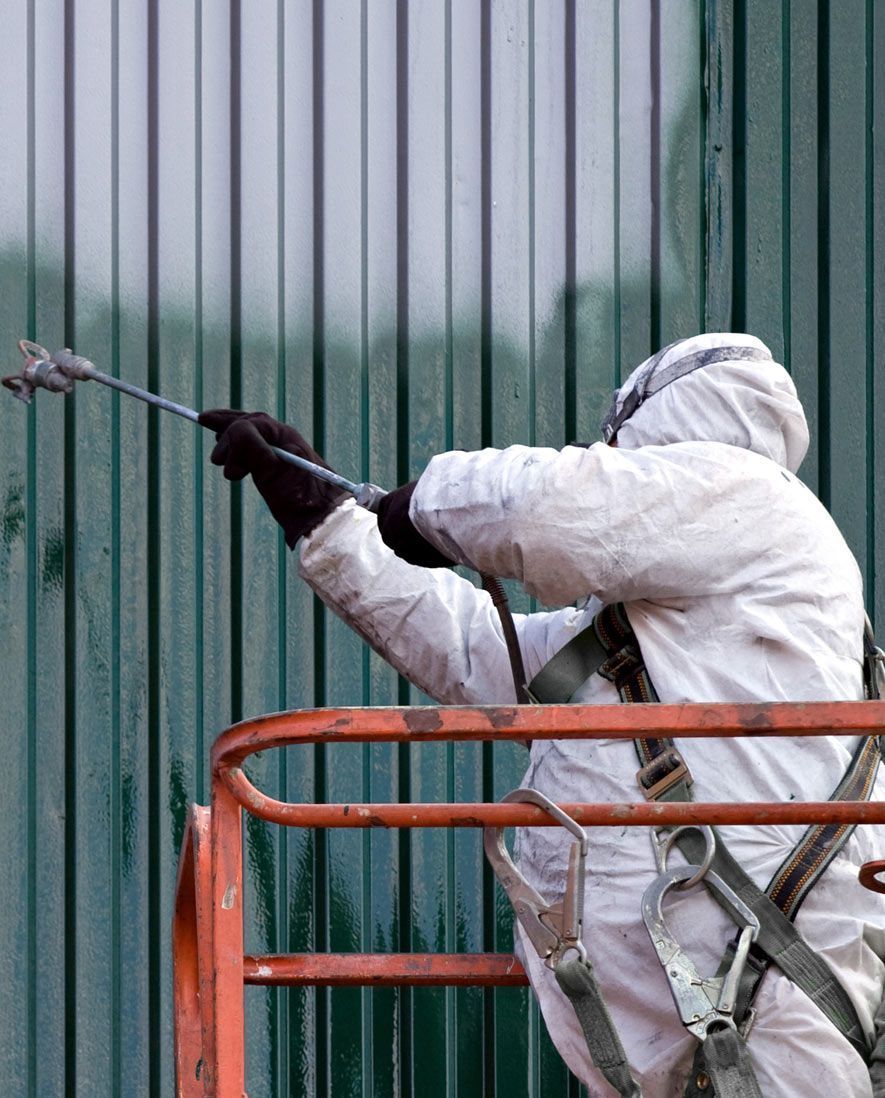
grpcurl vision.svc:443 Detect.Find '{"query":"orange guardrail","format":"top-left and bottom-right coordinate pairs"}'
top-left (172, 701), bottom-right (885, 1096)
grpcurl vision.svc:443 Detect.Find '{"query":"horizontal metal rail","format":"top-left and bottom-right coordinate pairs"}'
top-left (242, 953), bottom-right (528, 987)
top-left (216, 784), bottom-right (885, 829)
top-left (212, 701), bottom-right (885, 766)
top-left (212, 702), bottom-right (885, 830)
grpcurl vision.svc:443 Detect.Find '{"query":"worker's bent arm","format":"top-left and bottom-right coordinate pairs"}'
top-left (299, 498), bottom-right (591, 705)
top-left (408, 440), bottom-right (839, 608)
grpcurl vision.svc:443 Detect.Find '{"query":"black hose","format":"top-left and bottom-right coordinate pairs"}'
top-left (480, 574), bottom-right (531, 706)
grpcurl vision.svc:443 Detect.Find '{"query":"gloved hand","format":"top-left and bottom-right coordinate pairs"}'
top-left (198, 409), bottom-right (348, 547)
top-left (376, 481), bottom-right (455, 568)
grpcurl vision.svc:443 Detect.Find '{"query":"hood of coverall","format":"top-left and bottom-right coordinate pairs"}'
top-left (609, 333), bottom-right (810, 474)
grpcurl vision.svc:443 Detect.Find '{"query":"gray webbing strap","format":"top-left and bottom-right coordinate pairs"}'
top-left (765, 735), bottom-right (880, 919)
top-left (681, 1026), bottom-right (765, 1098)
top-left (869, 985), bottom-right (885, 1097)
top-left (554, 954), bottom-right (644, 1098)
top-left (641, 345), bottom-right (771, 403)
top-left (526, 622), bottom-right (608, 703)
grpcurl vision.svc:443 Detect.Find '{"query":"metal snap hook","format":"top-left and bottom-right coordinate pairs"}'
top-left (642, 864), bottom-right (760, 1041)
top-left (651, 825), bottom-right (716, 890)
top-left (499, 788), bottom-right (588, 854)
top-left (557, 939), bottom-right (588, 965)
top-left (483, 788), bottom-right (589, 969)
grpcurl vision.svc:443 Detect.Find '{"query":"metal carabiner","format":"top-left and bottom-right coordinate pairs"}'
top-left (650, 824), bottom-right (716, 890)
top-left (641, 864), bottom-right (760, 1041)
top-left (483, 788), bottom-right (588, 968)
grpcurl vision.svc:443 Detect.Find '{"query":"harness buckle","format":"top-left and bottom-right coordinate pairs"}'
top-left (598, 643), bottom-right (643, 683)
top-left (636, 748), bottom-right (692, 800)
top-left (641, 863), bottom-right (760, 1041)
top-left (483, 788), bottom-right (588, 969)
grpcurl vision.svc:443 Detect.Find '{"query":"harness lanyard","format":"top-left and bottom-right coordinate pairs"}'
top-left (526, 603), bottom-right (881, 1096)
top-left (483, 790), bottom-right (645, 1098)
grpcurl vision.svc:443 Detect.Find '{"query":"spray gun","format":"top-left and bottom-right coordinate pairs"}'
top-left (4, 341), bottom-right (388, 512)
top-left (4, 339), bottom-right (530, 703)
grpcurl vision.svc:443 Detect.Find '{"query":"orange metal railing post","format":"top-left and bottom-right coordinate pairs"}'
top-left (210, 777), bottom-right (246, 1097)
top-left (173, 806), bottom-right (214, 1094)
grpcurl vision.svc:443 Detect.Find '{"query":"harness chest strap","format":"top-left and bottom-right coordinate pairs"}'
top-left (595, 603), bottom-right (880, 934)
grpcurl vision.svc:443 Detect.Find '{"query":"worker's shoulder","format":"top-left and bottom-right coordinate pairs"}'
top-left (608, 439), bottom-right (813, 495)
top-left (602, 439), bottom-right (846, 541)
top-left (659, 441), bottom-right (859, 568)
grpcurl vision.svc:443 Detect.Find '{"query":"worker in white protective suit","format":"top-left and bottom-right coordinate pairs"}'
top-left (200, 332), bottom-right (885, 1098)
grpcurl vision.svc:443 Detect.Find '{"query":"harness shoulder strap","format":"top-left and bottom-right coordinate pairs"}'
top-left (526, 603), bottom-right (877, 1066)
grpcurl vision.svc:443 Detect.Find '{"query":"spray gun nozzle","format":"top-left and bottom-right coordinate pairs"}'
top-left (2, 341), bottom-right (97, 404)
top-left (2, 374), bottom-right (36, 404)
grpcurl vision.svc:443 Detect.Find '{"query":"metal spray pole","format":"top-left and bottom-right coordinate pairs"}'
top-left (3, 341), bottom-right (387, 511)
top-left (3, 339), bottom-right (529, 702)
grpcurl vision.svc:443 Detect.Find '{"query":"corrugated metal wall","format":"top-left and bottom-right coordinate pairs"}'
top-left (0, 1), bottom-right (882, 1095)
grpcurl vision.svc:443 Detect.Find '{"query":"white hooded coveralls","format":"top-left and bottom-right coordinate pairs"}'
top-left (299, 333), bottom-right (885, 1097)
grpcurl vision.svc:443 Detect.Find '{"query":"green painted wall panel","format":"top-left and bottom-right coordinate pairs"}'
top-left (1, 3), bottom-right (883, 1096)
top-left (826, 6), bottom-right (872, 583)
top-left (0, 1), bottom-right (31, 1090)
top-left (874, 3), bottom-right (885, 636)
top-left (785, 2), bottom-right (821, 496)
top-left (574, 0), bottom-right (618, 439)
top-left (744, 0), bottom-right (786, 363)
top-left (657, 0), bottom-right (705, 346)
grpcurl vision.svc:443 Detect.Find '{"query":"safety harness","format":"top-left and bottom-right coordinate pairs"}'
top-left (488, 603), bottom-right (884, 1097)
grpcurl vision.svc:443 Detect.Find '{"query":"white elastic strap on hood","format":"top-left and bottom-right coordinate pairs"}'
top-left (601, 333), bottom-right (810, 474)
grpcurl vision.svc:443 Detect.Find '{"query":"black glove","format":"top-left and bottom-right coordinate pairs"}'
top-left (376, 481), bottom-right (455, 568)
top-left (198, 409), bottom-right (348, 547)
